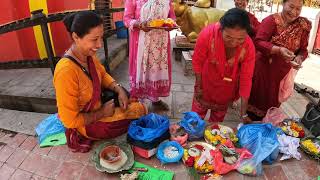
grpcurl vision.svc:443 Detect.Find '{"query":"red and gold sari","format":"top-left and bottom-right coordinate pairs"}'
top-left (248, 13), bottom-right (311, 119)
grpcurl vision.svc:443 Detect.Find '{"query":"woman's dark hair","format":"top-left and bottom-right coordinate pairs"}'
top-left (63, 11), bottom-right (103, 38)
top-left (219, 8), bottom-right (252, 34)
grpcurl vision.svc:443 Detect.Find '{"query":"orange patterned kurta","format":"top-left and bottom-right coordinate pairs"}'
top-left (54, 55), bottom-right (146, 138)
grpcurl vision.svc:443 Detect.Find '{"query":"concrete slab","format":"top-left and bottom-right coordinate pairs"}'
top-left (295, 54), bottom-right (320, 92)
top-left (0, 108), bottom-right (49, 136)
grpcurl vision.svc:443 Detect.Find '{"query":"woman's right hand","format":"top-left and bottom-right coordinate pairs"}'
top-left (279, 47), bottom-right (295, 62)
top-left (102, 99), bottom-right (115, 117)
top-left (134, 21), bottom-right (151, 32)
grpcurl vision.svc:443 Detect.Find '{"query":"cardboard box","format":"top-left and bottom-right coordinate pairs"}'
top-left (131, 145), bottom-right (157, 158)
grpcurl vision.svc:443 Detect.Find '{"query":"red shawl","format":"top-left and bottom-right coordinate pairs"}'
top-left (65, 56), bottom-right (101, 153)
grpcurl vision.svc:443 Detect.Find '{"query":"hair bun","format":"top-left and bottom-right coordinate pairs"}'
top-left (63, 13), bottom-right (76, 32)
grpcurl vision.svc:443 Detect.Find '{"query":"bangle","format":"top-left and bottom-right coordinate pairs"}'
top-left (113, 83), bottom-right (121, 91)
top-left (241, 114), bottom-right (248, 119)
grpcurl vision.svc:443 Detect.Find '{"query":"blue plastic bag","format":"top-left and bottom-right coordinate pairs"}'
top-left (128, 113), bottom-right (170, 142)
top-left (35, 114), bottom-right (65, 144)
top-left (157, 141), bottom-right (184, 164)
top-left (237, 123), bottom-right (279, 176)
top-left (179, 112), bottom-right (206, 140)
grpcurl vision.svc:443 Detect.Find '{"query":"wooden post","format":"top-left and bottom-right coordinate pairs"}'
top-left (31, 9), bottom-right (56, 74)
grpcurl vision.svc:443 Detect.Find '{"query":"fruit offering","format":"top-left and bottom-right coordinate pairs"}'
top-left (149, 18), bottom-right (177, 28)
top-left (280, 120), bottom-right (305, 138)
top-left (204, 124), bottom-right (238, 146)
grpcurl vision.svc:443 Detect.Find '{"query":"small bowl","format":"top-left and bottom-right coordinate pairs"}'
top-left (99, 145), bottom-right (121, 163)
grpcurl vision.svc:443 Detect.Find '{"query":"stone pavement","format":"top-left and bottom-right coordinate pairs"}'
top-left (0, 106), bottom-right (319, 180)
top-left (295, 54), bottom-right (320, 92)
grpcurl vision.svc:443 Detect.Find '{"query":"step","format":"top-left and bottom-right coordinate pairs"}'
top-left (0, 108), bottom-right (49, 136)
top-left (96, 35), bottom-right (128, 71)
top-left (0, 36), bottom-right (128, 113)
top-left (0, 68), bottom-right (57, 113)
top-left (172, 35), bottom-right (194, 62)
top-left (181, 50), bottom-right (194, 76)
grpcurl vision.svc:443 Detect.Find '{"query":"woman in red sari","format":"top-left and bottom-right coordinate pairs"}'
top-left (192, 8), bottom-right (256, 123)
top-left (248, 0), bottom-right (311, 121)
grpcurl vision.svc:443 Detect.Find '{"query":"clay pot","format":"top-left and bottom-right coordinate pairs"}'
top-left (99, 145), bottom-right (121, 163)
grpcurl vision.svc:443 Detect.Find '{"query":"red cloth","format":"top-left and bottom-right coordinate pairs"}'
top-left (65, 129), bottom-right (92, 153)
top-left (248, 12), bottom-right (260, 38)
top-left (192, 97), bottom-right (227, 122)
top-left (248, 14), bottom-right (311, 117)
top-left (83, 56), bottom-right (101, 112)
top-left (85, 119), bottom-right (132, 139)
top-left (192, 23), bottom-right (256, 122)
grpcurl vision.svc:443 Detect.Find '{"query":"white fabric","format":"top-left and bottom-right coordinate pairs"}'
top-left (197, 148), bottom-right (212, 166)
top-left (277, 134), bottom-right (301, 161)
top-left (136, 0), bottom-right (170, 86)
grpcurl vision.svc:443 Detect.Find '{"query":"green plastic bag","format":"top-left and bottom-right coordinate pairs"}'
top-left (129, 161), bottom-right (174, 180)
top-left (40, 132), bottom-right (66, 148)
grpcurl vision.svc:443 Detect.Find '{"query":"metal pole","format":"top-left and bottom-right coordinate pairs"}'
top-left (31, 9), bottom-right (56, 74)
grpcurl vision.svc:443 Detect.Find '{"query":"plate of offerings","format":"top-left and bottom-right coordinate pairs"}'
top-left (146, 18), bottom-right (179, 31)
top-left (300, 137), bottom-right (320, 160)
top-left (204, 124), bottom-right (238, 146)
top-left (182, 141), bottom-right (216, 173)
top-left (280, 119), bottom-right (305, 138)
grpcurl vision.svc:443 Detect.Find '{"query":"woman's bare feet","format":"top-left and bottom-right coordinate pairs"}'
top-left (152, 100), bottom-right (169, 111)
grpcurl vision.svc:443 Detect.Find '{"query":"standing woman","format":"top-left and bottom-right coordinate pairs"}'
top-left (192, 8), bottom-right (256, 123)
top-left (248, 0), bottom-right (311, 121)
top-left (124, 0), bottom-right (176, 110)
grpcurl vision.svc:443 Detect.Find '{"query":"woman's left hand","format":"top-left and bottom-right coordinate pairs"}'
top-left (118, 89), bottom-right (129, 110)
top-left (291, 55), bottom-right (303, 70)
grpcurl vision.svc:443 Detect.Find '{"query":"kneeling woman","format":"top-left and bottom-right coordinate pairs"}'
top-left (192, 8), bottom-right (255, 123)
top-left (54, 11), bottom-right (147, 152)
